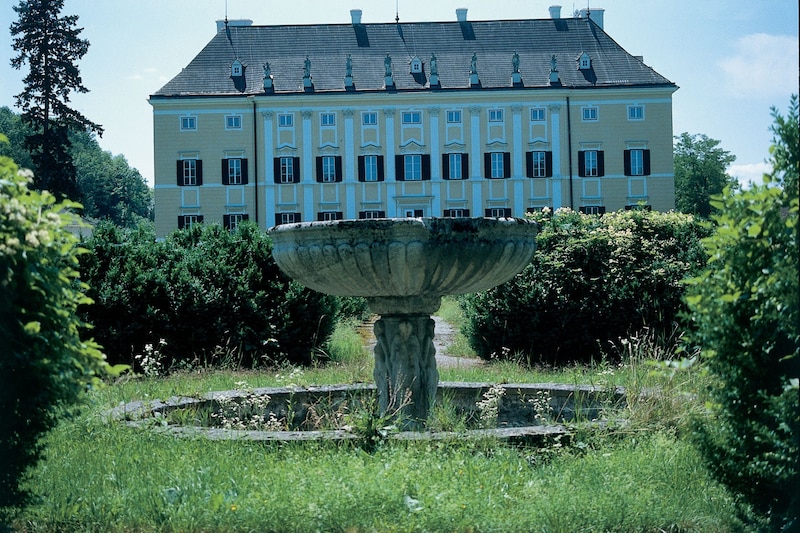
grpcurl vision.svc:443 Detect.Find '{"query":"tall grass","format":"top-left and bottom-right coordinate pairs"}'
top-left (6, 313), bottom-right (737, 531)
top-left (15, 414), bottom-right (738, 532)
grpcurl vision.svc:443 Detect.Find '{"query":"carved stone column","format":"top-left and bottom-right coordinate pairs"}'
top-left (372, 313), bottom-right (439, 428)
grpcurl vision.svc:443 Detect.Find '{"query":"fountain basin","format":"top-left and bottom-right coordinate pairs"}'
top-left (268, 217), bottom-right (537, 314)
top-left (268, 217), bottom-right (538, 426)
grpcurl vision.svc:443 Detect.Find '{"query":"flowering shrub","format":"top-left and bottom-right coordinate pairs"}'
top-left (461, 208), bottom-right (709, 365)
top-left (0, 143), bottom-right (120, 508)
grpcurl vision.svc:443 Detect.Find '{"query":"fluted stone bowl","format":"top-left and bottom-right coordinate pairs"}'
top-left (268, 217), bottom-right (538, 314)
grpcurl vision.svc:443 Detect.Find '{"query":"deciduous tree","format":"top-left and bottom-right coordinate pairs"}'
top-left (673, 133), bottom-right (737, 218)
top-left (768, 94), bottom-right (799, 193)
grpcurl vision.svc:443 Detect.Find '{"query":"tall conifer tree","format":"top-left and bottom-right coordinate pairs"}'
top-left (10, 0), bottom-right (102, 199)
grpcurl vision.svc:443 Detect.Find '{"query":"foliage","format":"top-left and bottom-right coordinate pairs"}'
top-left (0, 142), bottom-right (118, 510)
top-left (674, 132), bottom-right (737, 218)
top-left (685, 178), bottom-right (799, 530)
top-left (0, 107), bottom-right (151, 227)
top-left (768, 94), bottom-right (799, 193)
top-left (79, 220), bottom-right (340, 369)
top-left (69, 129), bottom-right (153, 225)
top-left (10, 0), bottom-right (102, 199)
top-left (461, 208), bottom-right (710, 365)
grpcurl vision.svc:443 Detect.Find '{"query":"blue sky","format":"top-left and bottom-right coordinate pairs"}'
top-left (1, 0), bottom-right (797, 187)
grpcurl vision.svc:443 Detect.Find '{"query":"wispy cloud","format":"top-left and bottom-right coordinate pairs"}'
top-left (719, 34), bottom-right (799, 98)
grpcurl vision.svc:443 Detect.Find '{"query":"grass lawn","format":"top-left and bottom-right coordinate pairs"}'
top-left (7, 305), bottom-right (742, 532)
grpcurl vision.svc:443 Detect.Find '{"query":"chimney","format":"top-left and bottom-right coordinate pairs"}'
top-left (350, 9), bottom-right (362, 24)
top-left (578, 8), bottom-right (604, 29)
top-left (549, 5), bottom-right (561, 19)
top-left (216, 19), bottom-right (253, 32)
top-left (456, 8), bottom-right (468, 22)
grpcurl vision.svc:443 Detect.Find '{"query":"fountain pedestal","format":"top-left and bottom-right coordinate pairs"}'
top-left (268, 217), bottom-right (537, 427)
top-left (372, 314), bottom-right (438, 425)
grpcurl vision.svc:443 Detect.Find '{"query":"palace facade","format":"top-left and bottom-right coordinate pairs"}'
top-left (150, 6), bottom-right (677, 236)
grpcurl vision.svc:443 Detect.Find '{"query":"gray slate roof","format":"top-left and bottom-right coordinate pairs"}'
top-left (152, 16), bottom-right (675, 98)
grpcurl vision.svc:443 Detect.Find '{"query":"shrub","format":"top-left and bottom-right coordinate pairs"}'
top-left (79, 220), bottom-right (340, 369)
top-left (0, 144), bottom-right (116, 509)
top-left (685, 180), bottom-right (799, 530)
top-left (460, 208), bottom-right (709, 365)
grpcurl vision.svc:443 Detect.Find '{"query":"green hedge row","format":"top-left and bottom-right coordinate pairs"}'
top-left (460, 208), bottom-right (710, 365)
top-left (79, 221), bottom-right (354, 370)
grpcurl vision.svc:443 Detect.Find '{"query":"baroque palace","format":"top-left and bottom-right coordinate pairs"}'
top-left (150, 6), bottom-right (677, 236)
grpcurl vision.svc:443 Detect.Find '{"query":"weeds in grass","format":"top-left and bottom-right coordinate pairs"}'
top-left (476, 384), bottom-right (505, 428)
top-left (134, 339), bottom-right (167, 377)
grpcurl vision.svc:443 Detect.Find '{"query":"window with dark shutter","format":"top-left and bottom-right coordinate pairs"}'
top-left (315, 155), bottom-right (342, 183)
top-left (579, 151), bottom-right (604, 177)
top-left (443, 153), bottom-right (469, 180)
top-left (359, 155), bottom-right (384, 182)
top-left (484, 152), bottom-right (510, 179)
top-left (177, 159), bottom-right (202, 186)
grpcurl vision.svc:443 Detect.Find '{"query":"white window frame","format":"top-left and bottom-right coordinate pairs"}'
top-left (488, 109), bottom-right (504, 122)
top-left (404, 154), bottom-right (422, 181)
top-left (532, 151), bottom-right (547, 178)
top-left (583, 205), bottom-right (603, 215)
top-left (447, 208), bottom-right (467, 217)
top-left (183, 215), bottom-right (201, 228)
top-left (180, 116), bottom-right (197, 131)
top-left (446, 110), bottom-right (462, 124)
top-left (490, 152), bottom-right (505, 179)
top-left (279, 157), bottom-right (294, 184)
top-left (410, 57), bottom-right (423, 73)
top-left (279, 212), bottom-right (297, 224)
top-left (584, 150), bottom-right (599, 177)
top-left (448, 153), bottom-right (463, 180)
top-left (320, 112), bottom-right (336, 126)
top-left (401, 111), bottom-right (421, 125)
top-left (278, 113), bottom-right (294, 127)
top-left (362, 112), bottom-right (377, 126)
top-left (182, 159), bottom-right (197, 185)
top-left (582, 106), bottom-right (598, 122)
top-left (321, 156), bottom-right (337, 182)
top-left (227, 213), bottom-right (245, 230)
top-left (630, 149), bottom-right (645, 176)
top-left (488, 208), bottom-right (507, 218)
top-left (228, 158), bottom-right (243, 185)
top-left (530, 108), bottom-right (546, 122)
top-left (628, 105), bottom-right (645, 121)
top-left (364, 155), bottom-right (378, 182)
top-left (320, 211), bottom-right (340, 221)
top-left (363, 210), bottom-right (382, 219)
top-left (225, 115), bottom-right (242, 130)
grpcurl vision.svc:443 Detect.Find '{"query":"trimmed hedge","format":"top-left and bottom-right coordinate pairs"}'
top-left (79, 221), bottom-right (341, 369)
top-left (460, 208), bottom-right (710, 365)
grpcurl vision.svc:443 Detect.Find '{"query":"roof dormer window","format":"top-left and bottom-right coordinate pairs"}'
top-left (231, 59), bottom-right (243, 77)
top-left (578, 52), bottom-right (591, 70)
top-left (410, 56), bottom-right (423, 74)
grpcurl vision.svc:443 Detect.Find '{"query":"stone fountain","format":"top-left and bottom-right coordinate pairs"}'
top-left (268, 217), bottom-right (537, 427)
